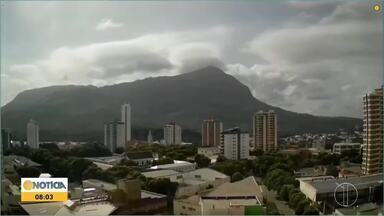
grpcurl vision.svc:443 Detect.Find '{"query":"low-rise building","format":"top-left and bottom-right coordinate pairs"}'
top-left (197, 147), bottom-right (220, 157)
top-left (3, 155), bottom-right (41, 181)
top-left (338, 162), bottom-right (362, 177)
top-left (294, 167), bottom-right (326, 177)
top-left (144, 168), bottom-right (230, 198)
top-left (1, 179), bottom-right (21, 214)
top-left (197, 147), bottom-right (220, 163)
top-left (174, 168), bottom-right (230, 198)
top-left (299, 174), bottom-right (383, 214)
top-left (149, 160), bottom-right (196, 173)
top-left (86, 155), bottom-right (123, 170)
top-left (174, 176), bottom-right (264, 215)
top-left (174, 195), bottom-right (201, 215)
top-left (334, 203), bottom-right (383, 216)
top-left (20, 186), bottom-right (117, 216)
top-left (124, 151), bottom-right (154, 166)
top-left (142, 169), bottom-right (181, 179)
top-left (200, 176), bottom-right (264, 215)
top-left (333, 142), bottom-right (361, 154)
top-left (81, 178), bottom-right (167, 214)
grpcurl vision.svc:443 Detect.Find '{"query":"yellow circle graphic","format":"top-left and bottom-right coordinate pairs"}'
top-left (23, 180), bottom-right (33, 190)
top-left (373, 4), bottom-right (380, 12)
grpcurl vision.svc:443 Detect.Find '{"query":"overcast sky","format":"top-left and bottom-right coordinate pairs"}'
top-left (1, 0), bottom-right (382, 118)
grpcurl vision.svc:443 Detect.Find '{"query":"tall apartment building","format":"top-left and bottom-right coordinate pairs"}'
top-left (201, 119), bottom-right (223, 147)
top-left (147, 130), bottom-right (153, 144)
top-left (252, 110), bottom-right (278, 152)
top-left (220, 127), bottom-right (250, 160)
top-left (164, 122), bottom-right (182, 145)
top-left (121, 104), bottom-right (131, 143)
top-left (104, 121), bottom-right (125, 153)
top-left (1, 129), bottom-right (12, 150)
top-left (27, 120), bottom-right (39, 149)
top-left (362, 87), bottom-right (383, 175)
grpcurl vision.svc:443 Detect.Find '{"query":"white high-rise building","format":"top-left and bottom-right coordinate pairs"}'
top-left (147, 130), bottom-right (153, 144)
top-left (220, 127), bottom-right (250, 160)
top-left (121, 104), bottom-right (131, 143)
top-left (164, 122), bottom-right (182, 145)
top-left (104, 121), bottom-right (125, 153)
top-left (27, 120), bottom-right (39, 149)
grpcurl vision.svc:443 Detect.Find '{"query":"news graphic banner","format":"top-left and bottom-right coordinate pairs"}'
top-left (21, 178), bottom-right (68, 202)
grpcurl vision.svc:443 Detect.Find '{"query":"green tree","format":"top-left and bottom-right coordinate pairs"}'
top-left (325, 165), bottom-right (339, 177)
top-left (119, 159), bottom-right (138, 166)
top-left (152, 157), bottom-right (173, 165)
top-left (216, 155), bottom-right (226, 162)
top-left (68, 158), bottom-right (95, 181)
top-left (231, 172), bottom-right (244, 182)
top-left (195, 154), bottom-right (211, 168)
top-left (106, 166), bottom-right (132, 179)
top-left (16, 166), bottom-right (41, 177)
top-left (279, 184), bottom-right (295, 201)
top-left (303, 206), bottom-right (319, 215)
top-left (145, 178), bottom-right (178, 198)
top-left (264, 169), bottom-right (296, 192)
top-left (294, 199), bottom-right (309, 215)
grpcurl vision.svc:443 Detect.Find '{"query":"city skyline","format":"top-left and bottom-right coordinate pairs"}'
top-left (1, 1), bottom-right (382, 118)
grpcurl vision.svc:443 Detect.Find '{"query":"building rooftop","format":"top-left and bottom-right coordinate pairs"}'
top-left (144, 168), bottom-right (229, 188)
top-left (124, 151), bottom-right (153, 160)
top-left (221, 127), bottom-right (248, 134)
top-left (82, 179), bottom-right (117, 192)
top-left (306, 173), bottom-right (382, 194)
top-left (92, 162), bottom-right (113, 171)
top-left (142, 169), bottom-right (180, 178)
top-left (200, 176), bottom-right (263, 211)
top-left (182, 168), bottom-right (229, 182)
top-left (141, 190), bottom-right (167, 199)
top-left (334, 142), bottom-right (361, 146)
top-left (204, 176), bottom-right (262, 204)
top-left (3, 155), bottom-right (41, 167)
top-left (86, 156), bottom-right (122, 165)
top-left (150, 160), bottom-right (194, 170)
top-left (335, 203), bottom-right (383, 215)
top-left (20, 201), bottom-right (117, 216)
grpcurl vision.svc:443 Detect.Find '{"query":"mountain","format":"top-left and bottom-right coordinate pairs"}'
top-left (1, 66), bottom-right (361, 141)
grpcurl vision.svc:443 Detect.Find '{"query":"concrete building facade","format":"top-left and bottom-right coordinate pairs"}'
top-left (333, 142), bottom-right (361, 154)
top-left (121, 104), bottom-right (131, 143)
top-left (164, 122), bottom-right (182, 145)
top-left (27, 120), bottom-right (39, 149)
top-left (253, 110), bottom-right (278, 152)
top-left (220, 127), bottom-right (250, 160)
top-left (201, 119), bottom-right (223, 147)
top-left (104, 121), bottom-right (125, 153)
top-left (362, 87), bottom-right (383, 175)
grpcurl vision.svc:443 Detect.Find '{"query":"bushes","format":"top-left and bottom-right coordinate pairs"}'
top-left (264, 169), bottom-right (296, 192)
top-left (212, 160), bottom-right (247, 177)
top-left (231, 172), bottom-right (244, 182)
top-left (279, 184), bottom-right (318, 215)
top-left (279, 184), bottom-right (295, 201)
top-left (16, 166), bottom-right (41, 177)
top-left (195, 154), bottom-right (211, 168)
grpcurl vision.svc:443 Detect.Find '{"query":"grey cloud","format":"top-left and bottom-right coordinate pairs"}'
top-left (244, 1), bottom-right (381, 117)
top-left (2, 0), bottom-right (381, 118)
top-left (178, 57), bottom-right (225, 74)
